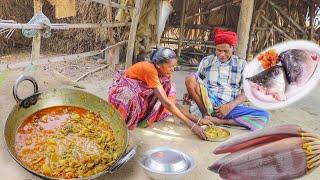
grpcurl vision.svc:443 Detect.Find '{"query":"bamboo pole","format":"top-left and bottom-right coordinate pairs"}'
top-left (31, 0), bottom-right (43, 64)
top-left (161, 37), bottom-right (214, 44)
top-left (89, 0), bottom-right (130, 9)
top-left (185, 1), bottom-right (238, 21)
top-left (236, 0), bottom-right (255, 59)
top-left (75, 64), bottom-right (110, 82)
top-left (260, 15), bottom-right (293, 40)
top-left (1, 41), bottom-right (127, 71)
top-left (156, 1), bottom-right (161, 47)
top-left (0, 22), bottom-right (130, 30)
top-left (309, 0), bottom-right (315, 40)
top-left (101, 40), bottom-right (127, 52)
top-left (254, 27), bottom-right (319, 38)
top-left (166, 24), bottom-right (231, 31)
top-left (52, 71), bottom-right (85, 89)
top-left (125, 0), bottom-right (143, 69)
top-left (160, 40), bottom-right (215, 48)
top-left (177, 0), bottom-right (187, 57)
top-left (268, 0), bottom-right (306, 35)
top-left (247, 0), bottom-right (268, 59)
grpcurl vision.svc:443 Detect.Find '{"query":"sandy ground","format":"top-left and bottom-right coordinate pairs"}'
top-left (0, 62), bottom-right (320, 180)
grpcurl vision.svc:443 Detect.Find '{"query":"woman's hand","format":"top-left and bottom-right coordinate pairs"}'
top-left (198, 116), bottom-right (216, 126)
top-left (191, 123), bottom-right (207, 140)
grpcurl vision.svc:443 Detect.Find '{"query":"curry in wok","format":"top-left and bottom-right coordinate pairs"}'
top-left (15, 106), bottom-right (121, 179)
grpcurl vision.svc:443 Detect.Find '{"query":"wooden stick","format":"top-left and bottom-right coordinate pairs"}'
top-left (268, 0), bottom-right (306, 35)
top-left (161, 37), bottom-right (214, 44)
top-left (52, 71), bottom-right (85, 89)
top-left (31, 0), bottom-right (43, 64)
top-left (75, 64), bottom-right (109, 82)
top-left (5, 29), bottom-right (15, 39)
top-left (247, 0), bottom-right (268, 57)
top-left (2, 50), bottom-right (99, 71)
top-left (125, 0), bottom-right (143, 68)
top-left (89, 0), bottom-right (130, 9)
top-left (185, 0), bottom-right (238, 20)
top-left (0, 29), bottom-right (10, 35)
top-left (166, 24), bottom-right (231, 30)
top-left (0, 22), bottom-right (130, 30)
top-left (309, 0), bottom-right (315, 40)
top-left (160, 40), bottom-right (215, 48)
top-left (0, 28), bottom-right (9, 33)
top-left (263, 29), bottom-right (273, 48)
top-left (260, 15), bottom-right (293, 40)
top-left (254, 28), bottom-right (320, 39)
top-left (177, 0), bottom-right (187, 57)
top-left (100, 40), bottom-right (127, 53)
top-left (1, 41), bottom-right (127, 71)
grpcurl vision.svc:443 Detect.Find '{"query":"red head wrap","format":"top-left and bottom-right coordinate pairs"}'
top-left (213, 28), bottom-right (237, 47)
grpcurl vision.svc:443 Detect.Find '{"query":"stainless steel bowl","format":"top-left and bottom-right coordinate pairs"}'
top-left (139, 147), bottom-right (196, 180)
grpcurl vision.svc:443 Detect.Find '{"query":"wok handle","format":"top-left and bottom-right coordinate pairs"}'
top-left (13, 75), bottom-right (39, 103)
top-left (108, 145), bottom-right (137, 173)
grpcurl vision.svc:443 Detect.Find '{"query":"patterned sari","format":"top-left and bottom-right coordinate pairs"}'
top-left (108, 71), bottom-right (176, 129)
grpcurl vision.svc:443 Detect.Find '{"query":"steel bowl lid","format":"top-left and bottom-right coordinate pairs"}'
top-left (141, 147), bottom-right (191, 173)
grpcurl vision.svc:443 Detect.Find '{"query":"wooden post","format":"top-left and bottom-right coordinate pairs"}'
top-left (125, 0), bottom-right (143, 69)
top-left (247, 0), bottom-right (268, 60)
top-left (177, 0), bottom-right (186, 57)
top-left (236, 0), bottom-right (254, 59)
top-left (31, 0), bottom-right (43, 62)
top-left (309, 0), bottom-right (315, 40)
top-left (156, 1), bottom-right (161, 47)
top-left (105, 46), bottom-right (120, 69)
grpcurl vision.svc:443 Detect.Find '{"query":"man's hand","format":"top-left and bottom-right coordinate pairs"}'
top-left (199, 116), bottom-right (216, 126)
top-left (214, 103), bottom-right (234, 119)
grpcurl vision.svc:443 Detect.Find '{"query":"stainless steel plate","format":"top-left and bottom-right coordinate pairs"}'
top-left (139, 147), bottom-right (195, 174)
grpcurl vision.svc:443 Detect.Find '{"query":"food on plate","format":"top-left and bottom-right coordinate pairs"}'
top-left (204, 126), bottom-right (229, 140)
top-left (257, 49), bottom-right (280, 69)
top-left (15, 106), bottom-right (121, 179)
top-left (246, 65), bottom-right (287, 101)
top-left (280, 49), bottom-right (319, 86)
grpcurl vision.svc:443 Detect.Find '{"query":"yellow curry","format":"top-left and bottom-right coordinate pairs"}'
top-left (204, 127), bottom-right (229, 139)
top-left (15, 106), bottom-right (121, 179)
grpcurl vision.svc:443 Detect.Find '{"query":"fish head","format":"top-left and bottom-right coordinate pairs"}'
top-left (246, 66), bottom-right (287, 101)
top-left (280, 49), bottom-right (319, 85)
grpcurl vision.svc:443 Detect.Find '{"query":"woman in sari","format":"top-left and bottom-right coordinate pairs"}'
top-left (108, 47), bottom-right (214, 140)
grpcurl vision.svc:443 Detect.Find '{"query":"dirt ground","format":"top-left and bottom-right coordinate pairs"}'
top-left (0, 59), bottom-right (320, 180)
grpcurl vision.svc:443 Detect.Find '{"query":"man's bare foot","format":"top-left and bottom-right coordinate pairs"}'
top-left (204, 116), bottom-right (241, 126)
top-left (203, 116), bottom-right (225, 125)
